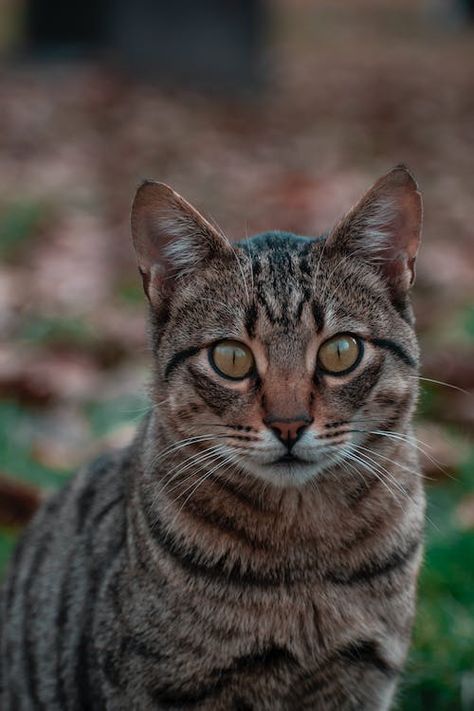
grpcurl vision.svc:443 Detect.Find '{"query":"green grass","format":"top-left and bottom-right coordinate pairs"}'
top-left (401, 451), bottom-right (474, 709)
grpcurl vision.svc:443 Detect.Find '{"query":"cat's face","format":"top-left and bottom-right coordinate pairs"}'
top-left (132, 167), bottom-right (422, 487)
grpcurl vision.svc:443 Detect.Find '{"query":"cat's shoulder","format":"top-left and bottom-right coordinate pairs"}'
top-left (15, 446), bottom-right (130, 553)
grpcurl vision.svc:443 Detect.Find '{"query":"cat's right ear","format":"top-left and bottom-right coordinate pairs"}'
top-left (325, 165), bottom-right (422, 298)
top-left (131, 180), bottom-right (232, 301)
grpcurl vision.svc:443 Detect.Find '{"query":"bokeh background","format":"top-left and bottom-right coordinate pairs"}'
top-left (0, 0), bottom-right (473, 707)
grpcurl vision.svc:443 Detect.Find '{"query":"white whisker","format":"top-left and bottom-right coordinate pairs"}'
top-left (175, 451), bottom-right (243, 514)
top-left (165, 445), bottom-right (230, 493)
top-left (411, 375), bottom-right (471, 397)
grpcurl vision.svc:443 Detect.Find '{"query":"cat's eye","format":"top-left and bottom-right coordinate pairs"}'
top-left (210, 340), bottom-right (255, 380)
top-left (317, 334), bottom-right (362, 375)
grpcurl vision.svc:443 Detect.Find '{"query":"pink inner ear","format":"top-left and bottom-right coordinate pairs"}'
top-left (329, 166), bottom-right (422, 292)
top-left (396, 188), bottom-right (422, 261)
top-left (383, 186), bottom-right (422, 288)
top-left (137, 211), bottom-right (169, 272)
top-left (131, 181), bottom-right (197, 275)
top-left (131, 180), bottom-right (234, 303)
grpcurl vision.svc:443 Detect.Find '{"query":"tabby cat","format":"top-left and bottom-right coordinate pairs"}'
top-left (0, 165), bottom-right (425, 710)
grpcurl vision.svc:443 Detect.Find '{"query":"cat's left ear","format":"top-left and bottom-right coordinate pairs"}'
top-left (326, 165), bottom-right (422, 294)
top-left (131, 180), bottom-right (232, 300)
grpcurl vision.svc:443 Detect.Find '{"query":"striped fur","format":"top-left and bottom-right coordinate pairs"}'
top-left (1, 167), bottom-right (425, 710)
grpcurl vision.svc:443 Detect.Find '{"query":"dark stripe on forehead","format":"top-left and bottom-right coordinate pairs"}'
top-left (311, 301), bottom-right (325, 333)
top-left (295, 298), bottom-right (305, 321)
top-left (256, 291), bottom-right (280, 327)
top-left (371, 338), bottom-right (417, 368)
top-left (297, 240), bottom-right (314, 277)
top-left (165, 345), bottom-right (201, 380)
top-left (244, 301), bottom-right (258, 338)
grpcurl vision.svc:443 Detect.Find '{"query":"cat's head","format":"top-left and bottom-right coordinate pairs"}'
top-left (131, 166), bottom-right (422, 487)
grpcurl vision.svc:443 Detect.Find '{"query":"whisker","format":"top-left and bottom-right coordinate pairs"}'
top-left (411, 375), bottom-right (472, 397)
top-left (160, 449), bottom-right (234, 518)
top-left (349, 447), bottom-right (415, 500)
top-left (175, 451), bottom-right (243, 513)
top-left (337, 454), bottom-right (371, 493)
top-left (343, 450), bottom-right (401, 502)
top-left (349, 444), bottom-right (439, 530)
top-left (350, 429), bottom-right (451, 477)
top-left (353, 443), bottom-right (433, 481)
top-left (151, 433), bottom-right (231, 467)
top-left (163, 445), bottom-right (229, 492)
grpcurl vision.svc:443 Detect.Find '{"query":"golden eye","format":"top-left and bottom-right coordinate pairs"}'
top-left (318, 335), bottom-right (362, 375)
top-left (210, 340), bottom-right (255, 380)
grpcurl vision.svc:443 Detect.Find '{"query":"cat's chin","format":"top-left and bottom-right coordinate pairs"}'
top-left (240, 459), bottom-right (329, 488)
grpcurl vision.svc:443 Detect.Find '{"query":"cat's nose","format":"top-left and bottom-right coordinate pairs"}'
top-left (264, 415), bottom-right (314, 451)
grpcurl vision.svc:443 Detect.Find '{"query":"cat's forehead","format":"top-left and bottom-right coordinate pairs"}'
top-left (241, 234), bottom-right (315, 328)
top-left (239, 232), bottom-right (323, 299)
top-left (236, 232), bottom-right (379, 328)
top-left (172, 230), bottom-right (396, 356)
top-left (238, 231), bottom-right (322, 270)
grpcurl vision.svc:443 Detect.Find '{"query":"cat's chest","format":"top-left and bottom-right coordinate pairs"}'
top-left (98, 573), bottom-right (388, 711)
top-left (109, 567), bottom-right (374, 667)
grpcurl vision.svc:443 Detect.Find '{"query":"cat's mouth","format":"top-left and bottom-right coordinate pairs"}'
top-left (274, 453), bottom-right (304, 465)
top-left (240, 448), bottom-right (344, 487)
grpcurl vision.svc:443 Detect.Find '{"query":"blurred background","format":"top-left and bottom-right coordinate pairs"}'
top-left (0, 0), bottom-right (473, 707)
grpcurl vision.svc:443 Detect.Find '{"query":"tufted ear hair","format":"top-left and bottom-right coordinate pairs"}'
top-left (131, 180), bottom-right (232, 301)
top-left (326, 165), bottom-right (423, 297)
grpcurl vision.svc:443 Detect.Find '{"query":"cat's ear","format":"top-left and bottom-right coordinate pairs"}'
top-left (326, 165), bottom-right (422, 294)
top-left (131, 180), bottom-right (232, 300)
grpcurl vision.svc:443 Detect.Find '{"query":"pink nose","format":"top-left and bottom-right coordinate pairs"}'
top-left (264, 416), bottom-right (313, 450)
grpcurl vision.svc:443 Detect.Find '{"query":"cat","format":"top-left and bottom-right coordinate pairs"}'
top-left (0, 165), bottom-right (425, 710)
